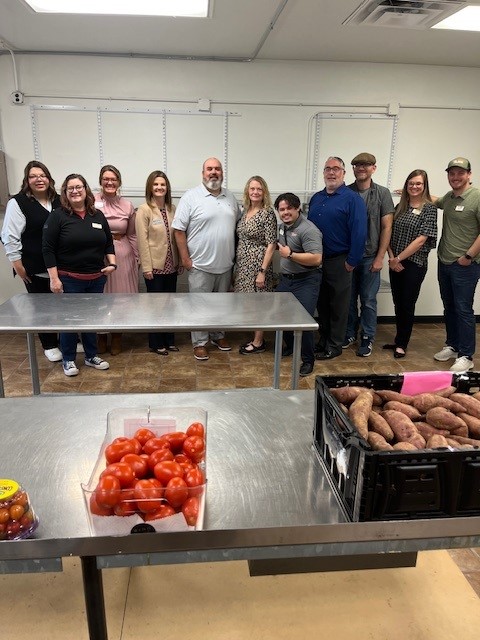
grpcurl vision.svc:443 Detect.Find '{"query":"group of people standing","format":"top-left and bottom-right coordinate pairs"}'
top-left (1, 152), bottom-right (479, 378)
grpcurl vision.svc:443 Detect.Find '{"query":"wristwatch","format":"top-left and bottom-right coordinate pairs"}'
top-left (287, 249), bottom-right (293, 260)
top-left (258, 267), bottom-right (266, 273)
top-left (109, 263), bottom-right (118, 270)
top-left (465, 254), bottom-right (473, 261)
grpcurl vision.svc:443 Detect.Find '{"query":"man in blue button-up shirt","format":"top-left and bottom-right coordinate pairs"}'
top-left (308, 156), bottom-right (367, 359)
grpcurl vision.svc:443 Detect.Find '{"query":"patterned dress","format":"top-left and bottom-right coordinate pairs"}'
top-left (234, 207), bottom-right (278, 292)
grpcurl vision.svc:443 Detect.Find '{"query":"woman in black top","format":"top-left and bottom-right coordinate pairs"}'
top-left (1, 161), bottom-right (62, 362)
top-left (43, 174), bottom-right (116, 377)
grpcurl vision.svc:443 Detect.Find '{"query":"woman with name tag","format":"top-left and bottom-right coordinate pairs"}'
top-left (383, 170), bottom-right (438, 358)
top-left (1, 161), bottom-right (62, 363)
top-left (135, 170), bottom-right (180, 355)
top-left (94, 165), bottom-right (138, 355)
top-left (42, 174), bottom-right (116, 376)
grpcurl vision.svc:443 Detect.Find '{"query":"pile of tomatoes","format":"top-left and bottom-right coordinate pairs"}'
top-left (89, 422), bottom-right (206, 527)
top-left (0, 482), bottom-right (38, 541)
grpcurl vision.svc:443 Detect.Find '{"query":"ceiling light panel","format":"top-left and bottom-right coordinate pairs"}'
top-left (23, 0), bottom-right (210, 18)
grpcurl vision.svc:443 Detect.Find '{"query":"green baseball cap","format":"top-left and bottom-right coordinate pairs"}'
top-left (446, 157), bottom-right (471, 171)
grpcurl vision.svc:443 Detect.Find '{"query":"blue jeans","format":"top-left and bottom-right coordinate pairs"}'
top-left (438, 260), bottom-right (480, 358)
top-left (346, 256), bottom-right (380, 341)
top-left (58, 275), bottom-right (107, 361)
top-left (277, 270), bottom-right (322, 365)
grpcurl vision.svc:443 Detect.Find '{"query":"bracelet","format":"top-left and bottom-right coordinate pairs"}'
top-left (465, 253), bottom-right (473, 261)
top-left (287, 249), bottom-right (293, 260)
top-left (258, 267), bottom-right (266, 274)
top-left (108, 263), bottom-right (118, 270)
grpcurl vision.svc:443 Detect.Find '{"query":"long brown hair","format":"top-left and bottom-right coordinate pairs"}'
top-left (21, 160), bottom-right (57, 201)
top-left (60, 174), bottom-right (97, 216)
top-left (395, 169), bottom-right (432, 219)
top-left (145, 171), bottom-right (172, 210)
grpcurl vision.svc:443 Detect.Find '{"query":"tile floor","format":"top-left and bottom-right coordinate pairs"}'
top-left (1, 322), bottom-right (480, 639)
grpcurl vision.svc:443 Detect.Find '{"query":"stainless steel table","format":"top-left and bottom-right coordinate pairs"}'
top-left (0, 292), bottom-right (318, 394)
top-left (0, 390), bottom-right (479, 639)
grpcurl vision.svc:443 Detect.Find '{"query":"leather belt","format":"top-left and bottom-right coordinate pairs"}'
top-left (281, 270), bottom-right (318, 280)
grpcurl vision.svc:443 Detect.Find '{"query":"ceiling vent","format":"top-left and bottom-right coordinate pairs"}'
top-left (343, 0), bottom-right (467, 29)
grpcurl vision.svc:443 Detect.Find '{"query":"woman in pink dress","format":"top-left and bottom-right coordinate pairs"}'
top-left (95, 165), bottom-right (138, 355)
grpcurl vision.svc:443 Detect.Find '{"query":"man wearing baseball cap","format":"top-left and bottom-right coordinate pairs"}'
top-left (434, 157), bottom-right (480, 372)
top-left (345, 152), bottom-right (394, 357)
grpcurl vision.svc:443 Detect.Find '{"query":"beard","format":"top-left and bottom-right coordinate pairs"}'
top-left (203, 178), bottom-right (221, 191)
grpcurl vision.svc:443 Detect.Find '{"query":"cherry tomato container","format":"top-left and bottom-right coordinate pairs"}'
top-left (0, 479), bottom-right (39, 541)
top-left (82, 406), bottom-right (207, 535)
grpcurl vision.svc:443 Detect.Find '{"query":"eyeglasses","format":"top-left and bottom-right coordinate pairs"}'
top-left (324, 166), bottom-right (344, 173)
top-left (28, 174), bottom-right (47, 180)
top-left (102, 178), bottom-right (118, 184)
top-left (353, 163), bottom-right (373, 169)
top-left (66, 186), bottom-right (85, 193)
top-left (407, 182), bottom-right (424, 188)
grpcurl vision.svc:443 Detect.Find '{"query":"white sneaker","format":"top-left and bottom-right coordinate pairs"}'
top-left (44, 347), bottom-right (62, 362)
top-left (85, 356), bottom-right (110, 370)
top-left (63, 360), bottom-right (79, 376)
top-left (450, 356), bottom-right (474, 373)
top-left (434, 346), bottom-right (458, 362)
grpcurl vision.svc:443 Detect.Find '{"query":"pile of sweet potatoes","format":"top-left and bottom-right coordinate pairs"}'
top-left (329, 385), bottom-right (480, 452)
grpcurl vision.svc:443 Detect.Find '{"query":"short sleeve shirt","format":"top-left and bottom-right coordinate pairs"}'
top-left (436, 187), bottom-right (480, 264)
top-left (278, 214), bottom-right (323, 275)
top-left (390, 202), bottom-right (438, 267)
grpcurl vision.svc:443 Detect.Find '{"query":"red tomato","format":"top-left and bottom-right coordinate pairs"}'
top-left (9, 504), bottom-right (25, 521)
top-left (143, 436), bottom-right (170, 456)
top-left (165, 477), bottom-right (188, 508)
top-left (95, 475), bottom-right (121, 508)
top-left (182, 496), bottom-right (200, 526)
top-left (121, 453), bottom-right (148, 479)
top-left (153, 460), bottom-right (184, 485)
top-left (182, 435), bottom-right (205, 463)
top-left (148, 478), bottom-right (163, 489)
top-left (184, 467), bottom-right (205, 498)
top-left (129, 438), bottom-right (142, 455)
top-left (133, 479), bottom-right (163, 512)
top-left (113, 487), bottom-right (137, 516)
top-left (12, 491), bottom-right (29, 507)
top-left (143, 504), bottom-right (176, 521)
top-left (187, 422), bottom-right (205, 438)
top-left (90, 492), bottom-right (114, 516)
top-left (134, 427), bottom-right (156, 446)
top-left (165, 431), bottom-right (187, 453)
top-left (148, 448), bottom-right (174, 471)
top-left (101, 462), bottom-right (136, 488)
top-left (105, 440), bottom-right (136, 464)
top-left (175, 453), bottom-right (196, 473)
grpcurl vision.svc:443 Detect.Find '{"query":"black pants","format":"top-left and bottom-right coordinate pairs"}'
top-left (144, 273), bottom-right (178, 349)
top-left (24, 275), bottom-right (59, 350)
top-left (317, 254), bottom-right (352, 353)
top-left (389, 260), bottom-right (427, 349)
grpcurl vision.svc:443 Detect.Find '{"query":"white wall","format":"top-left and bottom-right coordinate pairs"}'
top-left (1, 55), bottom-right (480, 313)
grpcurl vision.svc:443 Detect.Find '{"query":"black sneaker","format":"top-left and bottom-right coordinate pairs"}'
top-left (299, 362), bottom-right (314, 377)
top-left (357, 335), bottom-right (372, 357)
top-left (342, 336), bottom-right (356, 349)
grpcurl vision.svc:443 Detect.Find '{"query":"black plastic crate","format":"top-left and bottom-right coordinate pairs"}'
top-left (313, 373), bottom-right (480, 521)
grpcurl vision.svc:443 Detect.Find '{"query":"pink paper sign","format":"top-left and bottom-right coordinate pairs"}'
top-left (401, 371), bottom-right (453, 395)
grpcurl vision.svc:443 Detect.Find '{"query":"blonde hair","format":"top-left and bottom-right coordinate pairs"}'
top-left (243, 175), bottom-right (272, 210)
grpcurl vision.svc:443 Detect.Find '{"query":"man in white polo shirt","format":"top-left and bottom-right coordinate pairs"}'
top-left (173, 157), bottom-right (240, 360)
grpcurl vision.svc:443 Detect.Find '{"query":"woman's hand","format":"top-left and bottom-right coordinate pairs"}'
top-left (388, 257), bottom-right (404, 272)
top-left (143, 271), bottom-right (154, 280)
top-left (255, 272), bottom-right (266, 289)
top-left (101, 264), bottom-right (117, 275)
top-left (50, 276), bottom-right (63, 294)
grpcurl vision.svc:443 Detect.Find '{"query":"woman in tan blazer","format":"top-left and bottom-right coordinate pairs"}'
top-left (135, 171), bottom-right (180, 354)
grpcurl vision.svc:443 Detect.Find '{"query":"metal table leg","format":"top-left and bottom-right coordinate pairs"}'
top-left (273, 330), bottom-right (283, 389)
top-left (81, 556), bottom-right (109, 640)
top-left (26, 332), bottom-right (41, 395)
top-left (0, 359), bottom-right (4, 398)
top-left (291, 330), bottom-right (301, 389)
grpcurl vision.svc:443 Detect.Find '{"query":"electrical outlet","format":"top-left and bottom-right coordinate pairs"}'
top-left (11, 91), bottom-right (24, 105)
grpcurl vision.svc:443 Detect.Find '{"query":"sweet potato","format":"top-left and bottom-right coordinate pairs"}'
top-left (457, 413), bottom-right (480, 438)
top-left (381, 410), bottom-right (426, 449)
top-left (449, 393), bottom-right (480, 419)
top-left (435, 386), bottom-right (457, 398)
top-left (392, 442), bottom-right (418, 451)
top-left (426, 434), bottom-right (449, 449)
top-left (383, 400), bottom-right (422, 420)
top-left (448, 434), bottom-right (480, 447)
top-left (376, 390), bottom-right (413, 405)
top-left (425, 407), bottom-right (468, 431)
top-left (472, 391), bottom-right (480, 402)
top-left (330, 386), bottom-right (382, 406)
top-left (415, 421), bottom-right (450, 441)
top-left (348, 391), bottom-right (373, 440)
top-left (412, 393), bottom-right (465, 414)
top-left (368, 432), bottom-right (394, 451)
top-left (368, 412), bottom-right (394, 441)
top-left (450, 425), bottom-right (468, 438)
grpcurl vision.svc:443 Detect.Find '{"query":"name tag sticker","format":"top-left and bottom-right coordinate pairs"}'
top-left (412, 208), bottom-right (420, 215)
top-left (455, 205), bottom-right (465, 211)
top-left (96, 201), bottom-right (104, 208)
top-left (279, 228), bottom-right (285, 236)
top-left (92, 222), bottom-right (102, 229)
top-left (152, 219), bottom-right (163, 225)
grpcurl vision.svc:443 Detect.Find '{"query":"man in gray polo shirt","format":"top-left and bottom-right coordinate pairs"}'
top-left (275, 192), bottom-right (322, 377)
top-left (173, 157), bottom-right (240, 360)
top-left (345, 152), bottom-right (394, 357)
